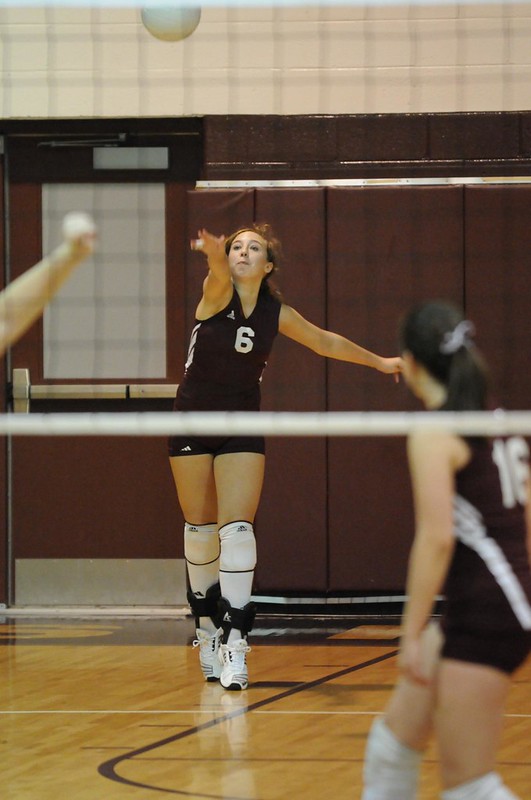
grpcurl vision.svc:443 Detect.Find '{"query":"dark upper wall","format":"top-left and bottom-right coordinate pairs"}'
top-left (203, 112), bottom-right (531, 180)
top-left (2, 112), bottom-right (530, 183)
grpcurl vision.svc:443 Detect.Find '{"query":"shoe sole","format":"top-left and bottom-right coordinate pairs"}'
top-left (220, 678), bottom-right (248, 690)
top-left (222, 682), bottom-right (247, 691)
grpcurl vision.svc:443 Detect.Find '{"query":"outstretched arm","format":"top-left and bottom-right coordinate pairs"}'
top-left (0, 213), bottom-right (96, 356)
top-left (278, 304), bottom-right (403, 378)
top-left (191, 228), bottom-right (233, 318)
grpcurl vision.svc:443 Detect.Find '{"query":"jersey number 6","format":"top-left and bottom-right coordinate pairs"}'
top-left (235, 326), bottom-right (255, 353)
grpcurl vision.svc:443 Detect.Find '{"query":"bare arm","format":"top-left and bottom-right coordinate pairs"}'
top-left (399, 429), bottom-right (468, 684)
top-left (191, 228), bottom-right (233, 318)
top-left (0, 216), bottom-right (95, 356)
top-left (278, 303), bottom-right (403, 377)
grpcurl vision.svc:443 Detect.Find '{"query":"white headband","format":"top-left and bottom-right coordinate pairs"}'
top-left (439, 320), bottom-right (476, 355)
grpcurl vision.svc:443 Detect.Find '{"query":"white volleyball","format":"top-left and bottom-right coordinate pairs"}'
top-left (62, 212), bottom-right (96, 241)
top-left (141, 6), bottom-right (201, 42)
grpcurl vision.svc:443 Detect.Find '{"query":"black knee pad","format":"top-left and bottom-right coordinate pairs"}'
top-left (218, 596), bottom-right (256, 642)
top-left (187, 582), bottom-right (221, 627)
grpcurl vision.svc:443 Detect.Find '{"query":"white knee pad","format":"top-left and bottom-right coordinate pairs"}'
top-left (362, 717), bottom-right (422, 800)
top-left (184, 522), bottom-right (219, 565)
top-left (219, 521), bottom-right (257, 573)
top-left (441, 773), bottom-right (519, 800)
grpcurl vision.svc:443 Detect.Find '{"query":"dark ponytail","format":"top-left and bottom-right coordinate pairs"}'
top-left (399, 301), bottom-right (489, 411)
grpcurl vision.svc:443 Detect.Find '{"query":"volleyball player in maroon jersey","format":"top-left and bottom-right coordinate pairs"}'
top-left (168, 225), bottom-right (403, 691)
top-left (362, 301), bottom-right (531, 800)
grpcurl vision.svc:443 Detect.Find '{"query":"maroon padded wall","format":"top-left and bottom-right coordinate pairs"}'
top-left (464, 186), bottom-right (531, 410)
top-left (326, 186), bottom-right (465, 591)
top-left (13, 435), bottom-right (178, 558)
top-left (254, 189), bottom-right (327, 591)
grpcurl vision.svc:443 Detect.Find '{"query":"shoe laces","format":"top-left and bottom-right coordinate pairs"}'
top-left (224, 639), bottom-right (251, 661)
top-left (193, 630), bottom-right (218, 651)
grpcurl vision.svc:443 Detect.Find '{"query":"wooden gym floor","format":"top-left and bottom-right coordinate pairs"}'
top-left (1, 611), bottom-right (529, 799)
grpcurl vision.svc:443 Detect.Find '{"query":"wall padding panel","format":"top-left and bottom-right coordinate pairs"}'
top-left (254, 189), bottom-right (327, 591)
top-left (464, 186), bottom-right (531, 411)
top-left (326, 186), bottom-right (464, 591)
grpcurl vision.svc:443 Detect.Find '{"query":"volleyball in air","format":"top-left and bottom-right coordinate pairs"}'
top-left (62, 212), bottom-right (96, 242)
top-left (141, 6), bottom-right (201, 42)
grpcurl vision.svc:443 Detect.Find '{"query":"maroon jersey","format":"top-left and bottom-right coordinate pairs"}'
top-left (444, 436), bottom-right (531, 634)
top-left (175, 287), bottom-right (281, 412)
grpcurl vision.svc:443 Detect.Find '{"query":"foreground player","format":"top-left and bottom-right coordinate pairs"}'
top-left (169, 224), bottom-right (403, 691)
top-left (361, 301), bottom-right (531, 800)
top-left (0, 212), bottom-right (96, 356)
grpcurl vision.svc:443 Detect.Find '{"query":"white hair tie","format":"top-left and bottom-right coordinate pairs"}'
top-left (440, 320), bottom-right (475, 354)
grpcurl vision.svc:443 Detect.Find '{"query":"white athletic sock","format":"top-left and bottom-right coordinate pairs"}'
top-left (441, 773), bottom-right (519, 800)
top-left (184, 523), bottom-right (219, 631)
top-left (219, 521), bottom-right (256, 644)
top-left (361, 717), bottom-right (422, 800)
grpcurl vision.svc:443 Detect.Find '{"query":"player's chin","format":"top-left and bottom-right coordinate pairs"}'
top-left (231, 265), bottom-right (250, 278)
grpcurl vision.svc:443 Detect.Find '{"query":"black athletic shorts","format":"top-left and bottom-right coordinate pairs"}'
top-left (441, 624), bottom-right (530, 675)
top-left (168, 434), bottom-right (265, 458)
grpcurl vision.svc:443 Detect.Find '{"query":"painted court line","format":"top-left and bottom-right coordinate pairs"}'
top-left (1, 709), bottom-right (529, 718)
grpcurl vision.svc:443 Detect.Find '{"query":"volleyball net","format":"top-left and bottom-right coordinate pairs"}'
top-left (3, 0), bottom-right (529, 7)
top-left (2, 410), bottom-right (531, 438)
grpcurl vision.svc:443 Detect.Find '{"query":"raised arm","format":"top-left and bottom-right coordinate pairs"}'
top-left (278, 304), bottom-right (403, 377)
top-left (0, 213), bottom-right (96, 356)
top-left (191, 228), bottom-right (233, 318)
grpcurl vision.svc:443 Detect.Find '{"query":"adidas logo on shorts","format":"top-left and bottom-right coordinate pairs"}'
top-left (181, 445), bottom-right (192, 452)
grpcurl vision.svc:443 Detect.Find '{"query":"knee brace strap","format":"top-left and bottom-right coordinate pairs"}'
top-left (218, 596), bottom-right (256, 639)
top-left (219, 521), bottom-right (256, 573)
top-left (441, 773), bottom-right (519, 800)
top-left (187, 582), bottom-right (221, 625)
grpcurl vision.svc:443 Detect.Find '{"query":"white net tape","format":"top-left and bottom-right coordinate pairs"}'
top-left (0, 0), bottom-right (526, 6)
top-left (1, 410), bottom-right (531, 437)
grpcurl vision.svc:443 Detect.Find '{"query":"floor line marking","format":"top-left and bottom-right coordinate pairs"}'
top-left (2, 709), bottom-right (529, 718)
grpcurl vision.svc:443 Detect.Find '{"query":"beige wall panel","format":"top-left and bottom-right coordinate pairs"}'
top-left (0, 4), bottom-right (530, 117)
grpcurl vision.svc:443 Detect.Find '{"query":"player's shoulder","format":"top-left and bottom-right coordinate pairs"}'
top-left (408, 427), bottom-right (470, 471)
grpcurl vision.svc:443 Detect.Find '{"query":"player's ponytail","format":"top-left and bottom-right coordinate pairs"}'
top-left (400, 301), bottom-right (489, 411)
